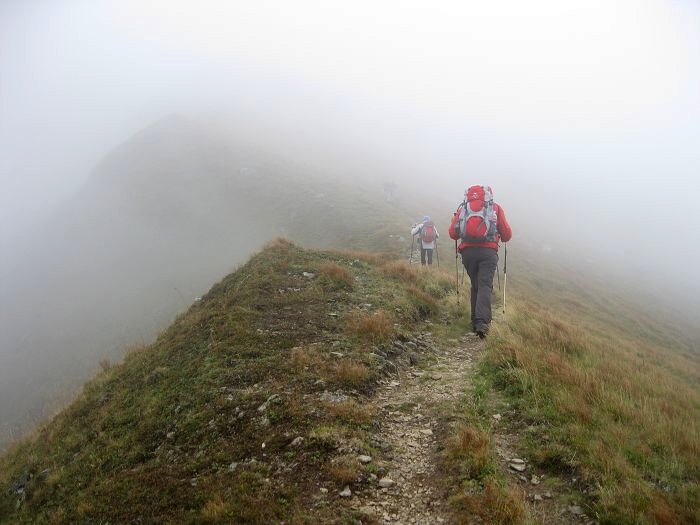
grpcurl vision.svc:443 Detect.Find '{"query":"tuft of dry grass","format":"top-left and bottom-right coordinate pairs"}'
top-left (445, 424), bottom-right (491, 479)
top-left (262, 236), bottom-right (294, 251)
top-left (289, 345), bottom-right (323, 373)
top-left (326, 456), bottom-right (362, 486)
top-left (331, 361), bottom-right (373, 388)
top-left (346, 310), bottom-right (393, 343)
top-left (382, 261), bottom-right (418, 282)
top-left (326, 399), bottom-right (376, 426)
top-left (450, 478), bottom-right (528, 525)
top-left (201, 494), bottom-right (231, 520)
top-left (318, 262), bottom-right (355, 289)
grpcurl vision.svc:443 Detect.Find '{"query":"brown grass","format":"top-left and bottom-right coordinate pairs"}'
top-left (450, 478), bottom-right (527, 525)
top-left (326, 399), bottom-right (376, 426)
top-left (201, 494), bottom-right (231, 520)
top-left (318, 262), bottom-right (354, 289)
top-left (485, 298), bottom-right (700, 522)
top-left (382, 261), bottom-right (418, 282)
top-left (446, 424), bottom-right (491, 479)
top-left (346, 310), bottom-right (393, 343)
top-left (262, 236), bottom-right (294, 251)
top-left (289, 345), bottom-right (323, 372)
top-left (331, 361), bottom-right (372, 388)
top-left (326, 456), bottom-right (362, 486)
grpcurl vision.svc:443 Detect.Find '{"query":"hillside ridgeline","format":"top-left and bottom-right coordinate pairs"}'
top-left (2, 238), bottom-right (699, 524)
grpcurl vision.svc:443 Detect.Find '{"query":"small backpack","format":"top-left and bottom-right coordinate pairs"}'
top-left (420, 221), bottom-right (436, 243)
top-left (457, 185), bottom-right (498, 243)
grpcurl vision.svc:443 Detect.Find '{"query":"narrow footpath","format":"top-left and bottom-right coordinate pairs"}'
top-left (348, 332), bottom-right (482, 525)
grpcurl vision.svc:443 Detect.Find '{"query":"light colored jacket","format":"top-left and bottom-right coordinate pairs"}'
top-left (411, 222), bottom-right (439, 250)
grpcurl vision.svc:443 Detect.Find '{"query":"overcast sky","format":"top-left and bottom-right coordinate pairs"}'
top-left (2, 0), bottom-right (699, 291)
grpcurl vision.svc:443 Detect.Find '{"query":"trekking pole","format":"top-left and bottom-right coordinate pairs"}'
top-left (503, 244), bottom-right (508, 314)
top-left (435, 240), bottom-right (440, 268)
top-left (409, 234), bottom-right (415, 264)
top-left (497, 264), bottom-right (501, 291)
top-left (454, 239), bottom-right (459, 303)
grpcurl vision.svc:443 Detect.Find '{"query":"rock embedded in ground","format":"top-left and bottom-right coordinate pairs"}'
top-left (290, 436), bottom-right (304, 447)
top-left (358, 455), bottom-right (372, 464)
top-left (378, 477), bottom-right (395, 488)
top-left (339, 486), bottom-right (352, 498)
top-left (509, 462), bottom-right (527, 472)
top-left (257, 393), bottom-right (281, 412)
top-left (568, 505), bottom-right (584, 516)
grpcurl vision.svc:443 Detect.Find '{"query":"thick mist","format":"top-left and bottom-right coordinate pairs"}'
top-left (2, 1), bottom-right (700, 447)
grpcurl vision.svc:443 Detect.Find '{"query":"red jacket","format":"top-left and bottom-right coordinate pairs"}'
top-left (448, 203), bottom-right (512, 251)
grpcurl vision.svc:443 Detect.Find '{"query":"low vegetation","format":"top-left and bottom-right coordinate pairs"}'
top-left (0, 240), bottom-right (446, 524)
top-left (1, 237), bottom-right (699, 524)
top-left (478, 296), bottom-right (700, 524)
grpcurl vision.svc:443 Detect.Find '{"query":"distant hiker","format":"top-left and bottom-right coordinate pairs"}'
top-left (449, 186), bottom-right (512, 339)
top-left (411, 216), bottom-right (439, 266)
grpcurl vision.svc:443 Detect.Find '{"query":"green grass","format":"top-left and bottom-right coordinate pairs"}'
top-left (0, 240), bottom-right (454, 524)
top-left (2, 228), bottom-right (699, 523)
top-left (476, 293), bottom-right (700, 524)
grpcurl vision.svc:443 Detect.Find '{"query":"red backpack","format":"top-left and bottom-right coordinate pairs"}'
top-left (420, 221), bottom-right (436, 243)
top-left (457, 185), bottom-right (498, 243)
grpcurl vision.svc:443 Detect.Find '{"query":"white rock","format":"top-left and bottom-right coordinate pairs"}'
top-left (509, 463), bottom-right (527, 472)
top-left (358, 455), bottom-right (372, 464)
top-left (290, 436), bottom-right (304, 447)
top-left (419, 429), bottom-right (433, 436)
top-left (510, 458), bottom-right (525, 464)
top-left (492, 413), bottom-right (502, 420)
top-left (319, 487), bottom-right (328, 494)
top-left (378, 477), bottom-right (395, 488)
top-left (339, 486), bottom-right (352, 498)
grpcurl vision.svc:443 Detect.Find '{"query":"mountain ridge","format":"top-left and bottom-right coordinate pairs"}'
top-left (1, 238), bottom-right (698, 524)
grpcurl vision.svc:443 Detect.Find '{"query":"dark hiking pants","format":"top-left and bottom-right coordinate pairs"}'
top-left (461, 247), bottom-right (499, 330)
top-left (421, 248), bottom-right (433, 265)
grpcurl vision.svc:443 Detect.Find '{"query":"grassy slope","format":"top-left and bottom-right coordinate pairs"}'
top-left (466, 248), bottom-right (700, 524)
top-left (0, 240), bottom-right (459, 524)
top-left (1, 192), bottom-right (699, 523)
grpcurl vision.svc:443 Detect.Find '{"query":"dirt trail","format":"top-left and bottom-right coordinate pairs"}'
top-left (340, 325), bottom-right (589, 525)
top-left (349, 333), bottom-right (482, 525)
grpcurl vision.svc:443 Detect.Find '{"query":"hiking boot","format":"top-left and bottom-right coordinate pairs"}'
top-left (475, 324), bottom-right (489, 339)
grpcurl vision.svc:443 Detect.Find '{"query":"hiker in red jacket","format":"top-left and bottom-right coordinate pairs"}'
top-left (449, 185), bottom-right (512, 339)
